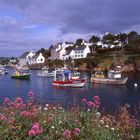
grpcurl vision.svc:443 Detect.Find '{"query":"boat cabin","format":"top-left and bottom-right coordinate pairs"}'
top-left (108, 70), bottom-right (121, 79)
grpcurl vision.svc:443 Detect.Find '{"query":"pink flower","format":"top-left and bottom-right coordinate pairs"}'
top-left (0, 114), bottom-right (7, 121)
top-left (15, 97), bottom-right (23, 103)
top-left (28, 129), bottom-right (36, 136)
top-left (11, 125), bottom-right (16, 130)
top-left (10, 112), bottom-right (15, 116)
top-left (32, 123), bottom-right (40, 131)
top-left (87, 101), bottom-right (95, 107)
top-left (93, 96), bottom-right (100, 101)
top-left (74, 128), bottom-right (80, 136)
top-left (28, 91), bottom-right (34, 98)
top-left (3, 98), bottom-right (10, 104)
top-left (63, 129), bottom-right (71, 139)
top-left (81, 98), bottom-right (87, 103)
top-left (9, 119), bottom-right (14, 125)
top-left (28, 122), bottom-right (43, 136)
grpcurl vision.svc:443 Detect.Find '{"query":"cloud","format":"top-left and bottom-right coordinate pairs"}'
top-left (0, 0), bottom-right (140, 56)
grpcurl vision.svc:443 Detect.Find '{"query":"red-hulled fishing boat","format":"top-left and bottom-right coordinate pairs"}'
top-left (52, 69), bottom-right (86, 88)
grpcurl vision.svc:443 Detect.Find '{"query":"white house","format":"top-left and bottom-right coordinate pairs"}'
top-left (73, 45), bottom-right (91, 59)
top-left (63, 50), bottom-right (74, 60)
top-left (18, 52), bottom-right (30, 66)
top-left (82, 40), bottom-right (93, 47)
top-left (26, 52), bottom-right (35, 65)
top-left (51, 41), bottom-right (74, 60)
top-left (18, 52), bottom-right (45, 66)
top-left (30, 53), bottom-right (45, 64)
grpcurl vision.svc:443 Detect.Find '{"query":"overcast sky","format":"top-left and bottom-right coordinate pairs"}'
top-left (0, 0), bottom-right (140, 57)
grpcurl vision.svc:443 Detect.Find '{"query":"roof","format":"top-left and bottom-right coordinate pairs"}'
top-left (65, 41), bottom-right (73, 44)
top-left (74, 45), bottom-right (86, 51)
top-left (19, 52), bottom-right (30, 58)
top-left (65, 50), bottom-right (72, 55)
top-left (31, 53), bottom-right (39, 59)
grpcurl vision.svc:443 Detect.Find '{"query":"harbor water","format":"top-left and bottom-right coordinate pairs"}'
top-left (0, 68), bottom-right (140, 112)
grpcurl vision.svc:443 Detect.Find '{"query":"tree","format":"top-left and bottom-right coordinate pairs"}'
top-left (102, 33), bottom-right (115, 44)
top-left (75, 39), bottom-right (83, 46)
top-left (127, 31), bottom-right (139, 40)
top-left (37, 48), bottom-right (48, 58)
top-left (49, 45), bottom-right (54, 50)
top-left (89, 35), bottom-right (100, 54)
top-left (89, 35), bottom-right (100, 44)
top-left (116, 33), bottom-right (127, 53)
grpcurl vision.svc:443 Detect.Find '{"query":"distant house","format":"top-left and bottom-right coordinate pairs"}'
top-left (30, 53), bottom-right (45, 64)
top-left (63, 50), bottom-right (74, 60)
top-left (82, 40), bottom-right (93, 47)
top-left (51, 41), bottom-right (74, 60)
top-left (73, 45), bottom-right (91, 59)
top-left (9, 58), bottom-right (17, 63)
top-left (18, 52), bottom-right (45, 66)
top-left (18, 52), bottom-right (30, 66)
top-left (26, 52), bottom-right (36, 65)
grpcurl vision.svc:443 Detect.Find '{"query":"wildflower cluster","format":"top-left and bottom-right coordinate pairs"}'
top-left (0, 92), bottom-right (140, 140)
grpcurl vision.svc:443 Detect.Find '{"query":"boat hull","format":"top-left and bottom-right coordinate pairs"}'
top-left (11, 74), bottom-right (30, 80)
top-left (91, 77), bottom-right (128, 84)
top-left (52, 79), bottom-right (86, 87)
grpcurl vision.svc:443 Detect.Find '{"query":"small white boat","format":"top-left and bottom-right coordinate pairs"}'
top-left (37, 68), bottom-right (55, 77)
top-left (52, 69), bottom-right (86, 88)
top-left (0, 67), bottom-right (8, 75)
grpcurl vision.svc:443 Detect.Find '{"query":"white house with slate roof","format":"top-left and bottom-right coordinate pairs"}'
top-left (51, 41), bottom-right (74, 60)
top-left (18, 52), bottom-right (45, 66)
top-left (62, 45), bottom-right (91, 60)
top-left (18, 52), bottom-right (30, 66)
top-left (30, 53), bottom-right (45, 64)
top-left (73, 45), bottom-right (91, 59)
top-left (63, 50), bottom-right (74, 60)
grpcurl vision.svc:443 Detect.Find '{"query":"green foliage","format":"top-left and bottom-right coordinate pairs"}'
top-left (102, 33), bottom-right (115, 44)
top-left (75, 39), bottom-right (83, 45)
top-left (89, 35), bottom-right (100, 43)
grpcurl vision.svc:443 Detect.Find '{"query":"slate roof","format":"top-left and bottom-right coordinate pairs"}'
top-left (31, 53), bottom-right (39, 59)
top-left (64, 50), bottom-right (72, 55)
top-left (65, 42), bottom-right (73, 44)
top-left (74, 45), bottom-right (86, 51)
top-left (19, 52), bottom-right (30, 58)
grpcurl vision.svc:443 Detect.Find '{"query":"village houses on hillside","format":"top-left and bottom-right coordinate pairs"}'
top-left (51, 40), bottom-right (92, 60)
top-left (18, 32), bottom-right (125, 66)
top-left (18, 51), bottom-right (45, 66)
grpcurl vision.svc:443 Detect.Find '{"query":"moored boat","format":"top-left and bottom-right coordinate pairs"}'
top-left (37, 67), bottom-right (55, 77)
top-left (11, 70), bottom-right (30, 80)
top-left (52, 69), bottom-right (86, 88)
top-left (0, 67), bottom-right (8, 75)
top-left (91, 70), bottom-right (128, 85)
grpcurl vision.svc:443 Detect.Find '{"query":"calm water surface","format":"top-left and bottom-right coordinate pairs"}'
top-left (0, 68), bottom-right (140, 112)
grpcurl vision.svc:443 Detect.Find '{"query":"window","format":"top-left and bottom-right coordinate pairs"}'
top-left (78, 50), bottom-right (80, 53)
top-left (41, 58), bottom-right (43, 61)
top-left (81, 55), bottom-right (83, 57)
top-left (75, 55), bottom-right (77, 57)
top-left (78, 55), bottom-right (80, 57)
top-left (75, 51), bottom-right (77, 53)
top-left (81, 50), bottom-right (83, 53)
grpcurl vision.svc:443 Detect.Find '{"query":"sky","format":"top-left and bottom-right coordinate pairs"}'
top-left (0, 0), bottom-right (140, 57)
